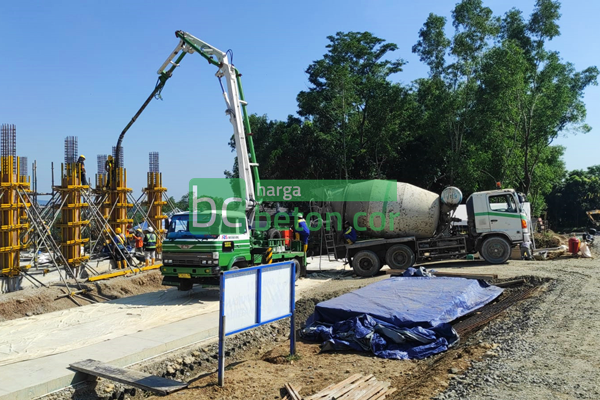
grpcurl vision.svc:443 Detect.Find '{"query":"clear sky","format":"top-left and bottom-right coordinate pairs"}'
top-left (1, 0), bottom-right (598, 199)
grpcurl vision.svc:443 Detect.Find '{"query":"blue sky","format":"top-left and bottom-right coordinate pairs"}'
top-left (1, 0), bottom-right (598, 199)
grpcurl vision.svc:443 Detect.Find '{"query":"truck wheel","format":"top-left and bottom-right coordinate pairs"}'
top-left (178, 280), bottom-right (193, 291)
top-left (352, 250), bottom-right (381, 277)
top-left (267, 229), bottom-right (281, 239)
top-left (385, 244), bottom-right (415, 270)
top-left (481, 237), bottom-right (511, 264)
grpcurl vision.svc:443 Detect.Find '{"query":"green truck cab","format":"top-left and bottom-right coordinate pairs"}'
top-left (161, 211), bottom-right (306, 290)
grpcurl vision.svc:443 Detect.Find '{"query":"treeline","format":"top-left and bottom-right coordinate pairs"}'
top-left (227, 0), bottom-right (599, 228)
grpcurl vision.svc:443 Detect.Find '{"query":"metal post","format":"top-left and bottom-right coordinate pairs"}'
top-left (290, 261), bottom-right (296, 356)
top-left (218, 315), bottom-right (226, 387)
top-left (218, 271), bottom-right (226, 387)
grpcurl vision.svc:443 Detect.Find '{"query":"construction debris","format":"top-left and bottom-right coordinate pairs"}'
top-left (285, 374), bottom-right (395, 400)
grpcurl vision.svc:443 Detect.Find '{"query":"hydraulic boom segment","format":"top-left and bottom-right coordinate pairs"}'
top-left (113, 30), bottom-right (260, 213)
top-left (164, 31), bottom-right (259, 211)
top-left (113, 31), bottom-right (307, 290)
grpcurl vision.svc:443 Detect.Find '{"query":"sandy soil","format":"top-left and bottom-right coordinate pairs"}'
top-left (0, 270), bottom-right (165, 322)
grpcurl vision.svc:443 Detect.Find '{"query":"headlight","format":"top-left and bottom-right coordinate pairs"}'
top-left (202, 260), bottom-right (207, 264)
top-left (212, 252), bottom-right (220, 259)
top-left (164, 259), bottom-right (172, 264)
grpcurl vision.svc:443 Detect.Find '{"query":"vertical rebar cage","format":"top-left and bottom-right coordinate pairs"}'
top-left (0, 124), bottom-right (30, 292)
top-left (64, 136), bottom-right (78, 165)
top-left (19, 156), bottom-right (28, 178)
top-left (145, 152), bottom-right (167, 252)
top-left (95, 154), bottom-right (108, 190)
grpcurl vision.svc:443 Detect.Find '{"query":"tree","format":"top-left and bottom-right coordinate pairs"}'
top-left (546, 166), bottom-right (600, 229)
top-left (412, 1), bottom-right (499, 190)
top-left (412, 0), bottom-right (595, 207)
top-left (296, 31), bottom-right (411, 180)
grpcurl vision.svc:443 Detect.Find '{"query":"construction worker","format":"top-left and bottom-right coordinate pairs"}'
top-left (76, 155), bottom-right (87, 186)
top-left (144, 226), bottom-right (157, 266)
top-left (105, 155), bottom-right (114, 189)
top-left (113, 227), bottom-right (127, 269)
top-left (134, 228), bottom-right (144, 257)
top-left (291, 212), bottom-right (310, 253)
top-left (343, 221), bottom-right (357, 245)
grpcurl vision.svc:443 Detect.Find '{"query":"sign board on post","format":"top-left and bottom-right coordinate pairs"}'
top-left (218, 261), bottom-right (296, 386)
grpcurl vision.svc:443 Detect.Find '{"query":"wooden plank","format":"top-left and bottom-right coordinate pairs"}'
top-left (306, 374), bottom-right (363, 399)
top-left (69, 359), bottom-right (188, 395)
top-left (337, 380), bottom-right (378, 400)
top-left (285, 383), bottom-right (303, 400)
top-left (495, 279), bottom-right (526, 288)
top-left (370, 387), bottom-right (397, 400)
top-left (434, 271), bottom-right (497, 279)
top-left (386, 270), bottom-right (498, 280)
top-left (283, 386), bottom-right (302, 400)
top-left (325, 374), bottom-right (374, 400)
top-left (339, 380), bottom-right (388, 400)
top-left (361, 382), bottom-right (390, 400)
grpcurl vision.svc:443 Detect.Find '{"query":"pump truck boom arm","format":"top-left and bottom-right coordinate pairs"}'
top-left (114, 30), bottom-right (260, 211)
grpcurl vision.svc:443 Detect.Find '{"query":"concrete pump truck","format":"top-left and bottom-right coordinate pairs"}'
top-left (113, 31), bottom-right (306, 290)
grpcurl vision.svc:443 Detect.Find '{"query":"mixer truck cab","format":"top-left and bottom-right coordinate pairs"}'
top-left (467, 189), bottom-right (528, 243)
top-left (334, 182), bottom-right (528, 277)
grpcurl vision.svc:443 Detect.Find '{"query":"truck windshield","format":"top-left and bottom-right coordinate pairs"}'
top-left (166, 212), bottom-right (247, 239)
top-left (488, 194), bottom-right (518, 213)
top-left (166, 214), bottom-right (219, 240)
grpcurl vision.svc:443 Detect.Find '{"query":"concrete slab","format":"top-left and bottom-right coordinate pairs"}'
top-left (0, 272), bottom-right (327, 400)
top-left (0, 313), bottom-right (219, 400)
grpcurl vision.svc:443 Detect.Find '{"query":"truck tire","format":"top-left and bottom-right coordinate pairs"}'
top-left (385, 244), bottom-right (415, 270)
top-left (178, 280), bottom-right (193, 291)
top-left (291, 258), bottom-right (302, 281)
top-left (481, 236), bottom-right (511, 264)
top-left (352, 250), bottom-right (381, 277)
top-left (267, 229), bottom-right (282, 239)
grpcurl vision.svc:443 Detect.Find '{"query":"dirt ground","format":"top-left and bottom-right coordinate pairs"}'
top-left (133, 256), bottom-right (597, 400)
top-left (32, 254), bottom-right (600, 400)
top-left (136, 276), bottom-right (535, 400)
top-left (0, 270), bottom-right (164, 322)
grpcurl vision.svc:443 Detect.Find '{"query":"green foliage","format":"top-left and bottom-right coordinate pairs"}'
top-left (224, 0), bottom-right (596, 219)
top-left (547, 166), bottom-right (600, 229)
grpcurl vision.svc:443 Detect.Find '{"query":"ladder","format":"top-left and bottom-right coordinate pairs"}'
top-left (321, 212), bottom-right (339, 262)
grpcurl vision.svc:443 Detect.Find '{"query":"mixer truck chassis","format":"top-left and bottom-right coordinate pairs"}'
top-left (346, 233), bottom-right (515, 277)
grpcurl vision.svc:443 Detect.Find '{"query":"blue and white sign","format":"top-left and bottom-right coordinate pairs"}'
top-left (218, 261), bottom-right (296, 386)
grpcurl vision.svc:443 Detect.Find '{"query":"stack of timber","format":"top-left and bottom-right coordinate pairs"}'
top-left (284, 374), bottom-right (395, 400)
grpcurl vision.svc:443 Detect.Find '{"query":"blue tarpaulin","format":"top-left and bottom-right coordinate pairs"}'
top-left (302, 277), bottom-right (503, 360)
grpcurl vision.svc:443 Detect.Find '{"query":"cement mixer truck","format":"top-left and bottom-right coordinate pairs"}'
top-left (315, 181), bottom-right (529, 277)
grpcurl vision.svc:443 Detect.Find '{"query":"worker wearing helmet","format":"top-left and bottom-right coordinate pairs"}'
top-left (134, 228), bottom-right (144, 257)
top-left (343, 220), bottom-right (357, 245)
top-left (291, 212), bottom-right (310, 253)
top-left (144, 226), bottom-right (157, 266)
top-left (76, 155), bottom-right (87, 186)
top-left (104, 155), bottom-right (114, 189)
top-left (113, 227), bottom-right (127, 269)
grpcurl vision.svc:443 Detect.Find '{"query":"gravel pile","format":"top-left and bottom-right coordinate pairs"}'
top-left (437, 264), bottom-right (600, 400)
